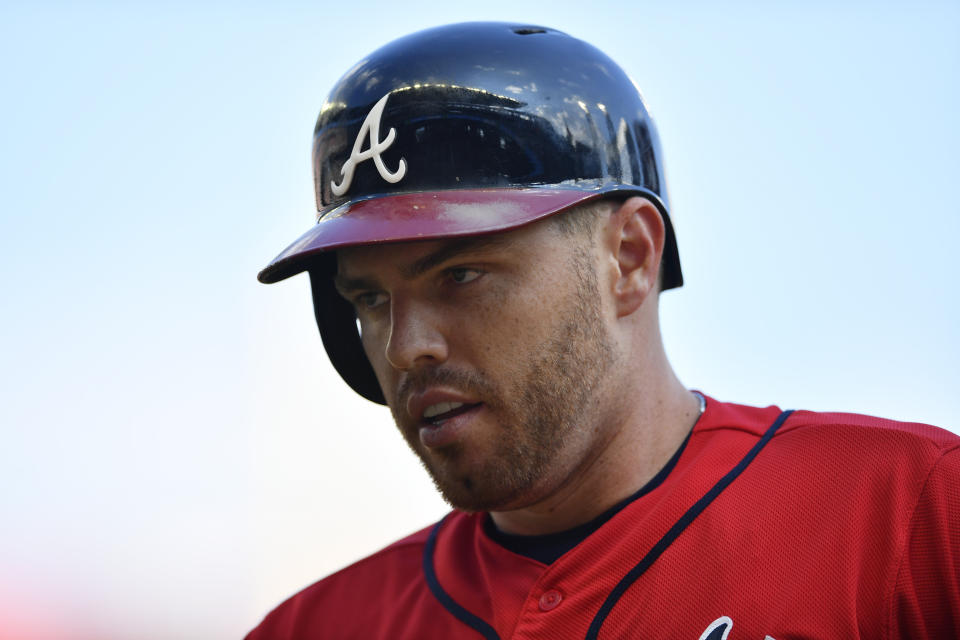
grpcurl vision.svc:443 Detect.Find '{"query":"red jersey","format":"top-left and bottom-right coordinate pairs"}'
top-left (247, 397), bottom-right (959, 639)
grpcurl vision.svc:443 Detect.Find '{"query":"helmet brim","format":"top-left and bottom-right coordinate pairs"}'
top-left (257, 187), bottom-right (624, 284)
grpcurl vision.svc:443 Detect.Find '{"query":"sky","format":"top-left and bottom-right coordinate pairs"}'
top-left (1, 2), bottom-right (957, 639)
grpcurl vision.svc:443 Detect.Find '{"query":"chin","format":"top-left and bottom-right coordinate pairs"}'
top-left (438, 488), bottom-right (527, 514)
top-left (427, 460), bottom-right (548, 514)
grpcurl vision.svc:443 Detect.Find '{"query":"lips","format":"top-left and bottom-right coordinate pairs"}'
top-left (423, 401), bottom-right (479, 423)
top-left (405, 388), bottom-right (484, 449)
top-left (407, 388), bottom-right (477, 424)
top-left (418, 403), bottom-right (484, 448)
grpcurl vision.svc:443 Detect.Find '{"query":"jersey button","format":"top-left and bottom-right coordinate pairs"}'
top-left (538, 589), bottom-right (563, 611)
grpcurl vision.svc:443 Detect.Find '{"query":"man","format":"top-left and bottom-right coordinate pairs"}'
top-left (249, 22), bottom-right (958, 639)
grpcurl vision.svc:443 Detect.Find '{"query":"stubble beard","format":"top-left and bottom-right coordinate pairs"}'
top-left (390, 246), bottom-right (616, 513)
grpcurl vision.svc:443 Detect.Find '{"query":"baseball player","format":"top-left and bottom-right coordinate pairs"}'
top-left (248, 22), bottom-right (959, 639)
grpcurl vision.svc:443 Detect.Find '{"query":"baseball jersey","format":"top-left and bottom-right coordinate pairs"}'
top-left (246, 397), bottom-right (959, 639)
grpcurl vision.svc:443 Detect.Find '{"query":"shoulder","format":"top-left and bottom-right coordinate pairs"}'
top-left (245, 522), bottom-right (439, 640)
top-left (783, 408), bottom-right (958, 451)
top-left (697, 397), bottom-right (959, 519)
top-left (777, 408), bottom-right (959, 478)
top-left (700, 395), bottom-right (958, 461)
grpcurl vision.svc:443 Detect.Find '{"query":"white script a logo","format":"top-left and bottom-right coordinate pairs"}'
top-left (330, 93), bottom-right (407, 196)
top-left (698, 617), bottom-right (776, 640)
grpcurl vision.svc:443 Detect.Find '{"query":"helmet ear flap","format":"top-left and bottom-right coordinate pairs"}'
top-left (660, 201), bottom-right (683, 291)
top-left (309, 265), bottom-right (386, 405)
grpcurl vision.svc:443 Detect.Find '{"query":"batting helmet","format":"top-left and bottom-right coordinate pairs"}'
top-left (259, 21), bottom-right (683, 404)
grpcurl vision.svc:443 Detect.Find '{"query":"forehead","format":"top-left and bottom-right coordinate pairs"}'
top-left (337, 236), bottom-right (459, 273)
top-left (335, 222), bottom-right (552, 279)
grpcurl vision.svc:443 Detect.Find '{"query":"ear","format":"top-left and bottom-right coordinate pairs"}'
top-left (603, 197), bottom-right (665, 318)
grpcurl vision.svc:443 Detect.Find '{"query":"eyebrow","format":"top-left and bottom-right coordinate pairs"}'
top-left (334, 233), bottom-right (516, 294)
top-left (402, 234), bottom-right (515, 278)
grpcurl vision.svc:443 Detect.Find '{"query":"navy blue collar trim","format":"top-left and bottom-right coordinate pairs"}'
top-left (484, 424), bottom-right (694, 564)
top-left (584, 409), bottom-right (793, 638)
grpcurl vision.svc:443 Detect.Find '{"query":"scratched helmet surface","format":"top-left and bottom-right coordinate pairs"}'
top-left (258, 21), bottom-right (683, 404)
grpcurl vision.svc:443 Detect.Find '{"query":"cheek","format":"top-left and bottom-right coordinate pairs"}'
top-left (465, 298), bottom-right (514, 356)
top-left (459, 279), bottom-right (558, 364)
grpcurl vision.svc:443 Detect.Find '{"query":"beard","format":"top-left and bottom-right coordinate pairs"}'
top-left (389, 246), bottom-right (616, 512)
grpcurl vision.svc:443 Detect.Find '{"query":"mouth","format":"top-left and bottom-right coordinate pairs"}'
top-left (422, 401), bottom-right (480, 424)
top-left (418, 402), bottom-right (484, 448)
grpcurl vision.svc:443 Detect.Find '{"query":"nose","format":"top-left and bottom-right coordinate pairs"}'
top-left (385, 298), bottom-right (449, 370)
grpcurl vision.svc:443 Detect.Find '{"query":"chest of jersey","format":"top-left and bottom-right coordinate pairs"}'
top-left (413, 414), bottom-right (917, 639)
top-left (250, 403), bottom-right (956, 640)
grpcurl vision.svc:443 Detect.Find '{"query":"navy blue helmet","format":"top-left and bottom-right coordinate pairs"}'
top-left (259, 22), bottom-right (683, 403)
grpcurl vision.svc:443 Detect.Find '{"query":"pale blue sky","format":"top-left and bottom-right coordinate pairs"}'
top-left (1, 2), bottom-right (957, 638)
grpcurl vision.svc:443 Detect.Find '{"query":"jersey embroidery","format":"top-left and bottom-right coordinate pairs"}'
top-left (330, 92), bottom-right (407, 196)
top-left (699, 616), bottom-right (776, 640)
top-left (699, 617), bottom-right (733, 640)
top-left (424, 410), bottom-right (795, 640)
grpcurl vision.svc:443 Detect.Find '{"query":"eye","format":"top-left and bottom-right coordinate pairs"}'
top-left (448, 268), bottom-right (482, 284)
top-left (355, 291), bottom-right (388, 310)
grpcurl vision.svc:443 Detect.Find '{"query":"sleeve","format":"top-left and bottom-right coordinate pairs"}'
top-left (244, 597), bottom-right (302, 640)
top-left (890, 445), bottom-right (960, 640)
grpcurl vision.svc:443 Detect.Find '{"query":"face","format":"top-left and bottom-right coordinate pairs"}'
top-left (335, 219), bottom-right (620, 512)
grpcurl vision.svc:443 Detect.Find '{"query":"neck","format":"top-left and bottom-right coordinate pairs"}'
top-left (490, 373), bottom-right (699, 537)
top-left (490, 303), bottom-right (699, 536)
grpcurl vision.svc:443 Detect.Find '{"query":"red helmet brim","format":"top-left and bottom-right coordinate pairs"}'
top-left (258, 188), bottom-right (607, 284)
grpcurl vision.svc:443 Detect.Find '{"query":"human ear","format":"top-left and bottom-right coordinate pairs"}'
top-left (605, 197), bottom-right (665, 317)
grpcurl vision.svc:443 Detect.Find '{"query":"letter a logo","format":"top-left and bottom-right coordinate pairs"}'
top-left (331, 93), bottom-right (407, 196)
